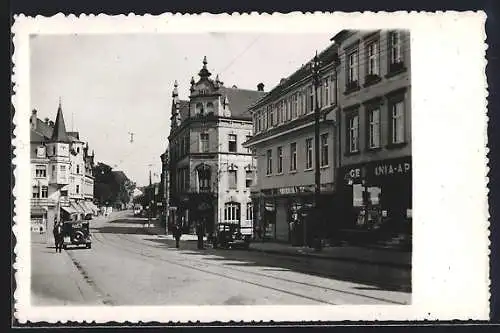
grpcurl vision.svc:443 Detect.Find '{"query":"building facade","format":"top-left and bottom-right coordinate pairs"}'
top-left (244, 44), bottom-right (340, 244)
top-left (30, 102), bottom-right (98, 235)
top-left (168, 57), bottom-right (265, 236)
top-left (160, 149), bottom-right (169, 227)
top-left (333, 30), bottom-right (412, 241)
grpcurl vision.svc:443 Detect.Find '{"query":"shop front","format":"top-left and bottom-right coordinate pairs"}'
top-left (338, 156), bottom-right (412, 241)
top-left (31, 207), bottom-right (47, 233)
top-left (170, 193), bottom-right (215, 235)
top-left (253, 183), bottom-right (335, 244)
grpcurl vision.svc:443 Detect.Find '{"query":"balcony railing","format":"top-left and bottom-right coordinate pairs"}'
top-left (31, 198), bottom-right (50, 206)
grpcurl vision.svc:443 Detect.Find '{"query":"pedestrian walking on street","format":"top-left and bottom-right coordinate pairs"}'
top-left (173, 223), bottom-right (182, 248)
top-left (196, 219), bottom-right (204, 250)
top-left (53, 219), bottom-right (64, 253)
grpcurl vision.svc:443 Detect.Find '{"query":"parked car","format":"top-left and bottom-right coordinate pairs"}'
top-left (212, 223), bottom-right (251, 250)
top-left (62, 220), bottom-right (92, 249)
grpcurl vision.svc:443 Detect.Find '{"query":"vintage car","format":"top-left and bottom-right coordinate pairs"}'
top-left (62, 220), bottom-right (92, 249)
top-left (212, 223), bottom-right (251, 250)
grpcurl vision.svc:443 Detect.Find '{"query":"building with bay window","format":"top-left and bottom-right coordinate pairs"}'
top-left (167, 57), bottom-right (266, 236)
top-left (243, 43), bottom-right (340, 244)
top-left (332, 30), bottom-right (412, 245)
top-left (30, 102), bottom-right (98, 236)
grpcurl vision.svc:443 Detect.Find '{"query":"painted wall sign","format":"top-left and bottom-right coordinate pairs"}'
top-left (374, 162), bottom-right (411, 176)
top-left (343, 157), bottom-right (412, 183)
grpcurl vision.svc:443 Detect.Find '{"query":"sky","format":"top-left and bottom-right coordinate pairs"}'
top-left (30, 33), bottom-right (334, 186)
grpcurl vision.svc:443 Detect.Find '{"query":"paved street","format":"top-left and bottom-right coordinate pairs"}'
top-left (32, 211), bottom-right (410, 306)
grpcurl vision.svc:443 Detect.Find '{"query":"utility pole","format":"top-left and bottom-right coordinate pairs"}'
top-left (311, 51), bottom-right (322, 251)
top-left (148, 164), bottom-right (153, 228)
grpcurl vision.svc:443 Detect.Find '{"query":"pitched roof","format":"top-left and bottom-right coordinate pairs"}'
top-left (34, 119), bottom-right (53, 139)
top-left (250, 43), bottom-right (339, 110)
top-left (219, 86), bottom-right (266, 120)
top-left (51, 103), bottom-right (70, 142)
top-left (30, 129), bottom-right (47, 143)
top-left (178, 100), bottom-right (190, 122)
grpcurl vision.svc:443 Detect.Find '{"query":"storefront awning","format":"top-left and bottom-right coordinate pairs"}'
top-left (86, 201), bottom-right (99, 214)
top-left (61, 205), bottom-right (77, 214)
top-left (78, 201), bottom-right (93, 215)
top-left (70, 202), bottom-right (84, 214)
top-left (31, 207), bottom-right (47, 217)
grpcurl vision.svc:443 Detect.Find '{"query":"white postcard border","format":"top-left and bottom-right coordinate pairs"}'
top-left (12, 12), bottom-right (489, 323)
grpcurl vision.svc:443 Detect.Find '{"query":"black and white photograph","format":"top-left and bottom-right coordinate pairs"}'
top-left (12, 13), bottom-right (488, 323)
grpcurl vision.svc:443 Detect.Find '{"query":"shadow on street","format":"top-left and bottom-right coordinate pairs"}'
top-left (91, 216), bottom-right (410, 293)
top-left (141, 236), bottom-right (411, 293)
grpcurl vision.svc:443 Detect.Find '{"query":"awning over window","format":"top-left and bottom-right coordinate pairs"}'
top-left (71, 202), bottom-right (84, 214)
top-left (86, 201), bottom-right (99, 214)
top-left (61, 205), bottom-right (77, 214)
top-left (31, 207), bottom-right (47, 217)
top-left (78, 201), bottom-right (93, 215)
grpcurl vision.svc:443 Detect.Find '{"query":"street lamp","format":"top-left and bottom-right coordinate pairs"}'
top-left (311, 51), bottom-right (322, 250)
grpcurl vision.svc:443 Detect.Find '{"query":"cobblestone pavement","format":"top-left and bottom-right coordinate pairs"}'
top-left (31, 211), bottom-right (411, 306)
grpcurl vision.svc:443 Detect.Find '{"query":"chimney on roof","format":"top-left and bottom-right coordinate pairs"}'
top-left (44, 117), bottom-right (50, 125)
top-left (280, 78), bottom-right (287, 85)
top-left (49, 120), bottom-right (54, 127)
top-left (30, 109), bottom-right (37, 130)
top-left (257, 83), bottom-right (264, 92)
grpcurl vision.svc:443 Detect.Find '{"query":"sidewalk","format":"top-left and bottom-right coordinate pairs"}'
top-left (142, 219), bottom-right (410, 269)
top-left (247, 241), bottom-right (410, 268)
top-left (31, 232), bottom-right (103, 305)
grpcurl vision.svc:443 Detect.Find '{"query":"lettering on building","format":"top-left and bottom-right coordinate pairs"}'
top-left (374, 162), bottom-right (411, 176)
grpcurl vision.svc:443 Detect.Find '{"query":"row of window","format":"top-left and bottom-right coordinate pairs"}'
top-left (346, 31), bottom-right (405, 90)
top-left (223, 202), bottom-right (253, 223)
top-left (172, 133), bottom-right (253, 158)
top-left (265, 133), bottom-right (329, 175)
top-left (346, 98), bottom-right (406, 153)
top-left (176, 167), bottom-right (255, 193)
top-left (227, 169), bottom-right (254, 189)
top-left (32, 186), bottom-right (48, 198)
top-left (253, 76), bottom-right (337, 134)
top-left (35, 164), bottom-right (90, 179)
top-left (194, 102), bottom-right (215, 115)
top-left (33, 184), bottom-right (85, 199)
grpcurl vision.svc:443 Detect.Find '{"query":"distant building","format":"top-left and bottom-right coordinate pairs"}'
top-left (332, 30), bottom-right (412, 240)
top-left (243, 43), bottom-right (340, 243)
top-left (30, 102), bottom-right (98, 234)
top-left (160, 149), bottom-right (169, 227)
top-left (168, 57), bottom-right (266, 235)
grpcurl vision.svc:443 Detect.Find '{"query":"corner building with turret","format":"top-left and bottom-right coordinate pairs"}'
top-left (167, 57), bottom-right (266, 236)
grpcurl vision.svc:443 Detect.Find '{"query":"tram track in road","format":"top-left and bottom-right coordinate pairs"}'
top-left (92, 227), bottom-right (407, 305)
top-left (91, 230), bottom-right (336, 305)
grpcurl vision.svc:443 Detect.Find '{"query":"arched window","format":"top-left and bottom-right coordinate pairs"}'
top-left (206, 102), bottom-right (214, 115)
top-left (224, 202), bottom-right (241, 224)
top-left (196, 102), bottom-right (204, 115)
